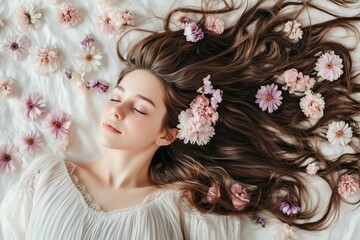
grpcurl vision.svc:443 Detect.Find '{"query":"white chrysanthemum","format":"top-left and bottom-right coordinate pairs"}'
top-left (326, 121), bottom-right (353, 146)
top-left (283, 20), bottom-right (303, 42)
top-left (29, 44), bottom-right (61, 76)
top-left (13, 3), bottom-right (42, 32)
top-left (299, 91), bottom-right (325, 119)
top-left (75, 45), bottom-right (103, 73)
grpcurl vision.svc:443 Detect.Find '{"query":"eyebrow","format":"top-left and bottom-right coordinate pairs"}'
top-left (115, 85), bottom-right (156, 108)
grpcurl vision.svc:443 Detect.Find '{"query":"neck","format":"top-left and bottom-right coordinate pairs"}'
top-left (93, 148), bottom-right (156, 189)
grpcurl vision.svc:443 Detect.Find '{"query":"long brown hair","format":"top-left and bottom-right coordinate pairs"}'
top-left (117, 0), bottom-right (360, 230)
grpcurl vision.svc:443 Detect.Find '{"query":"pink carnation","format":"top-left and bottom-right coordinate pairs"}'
top-left (306, 163), bottom-right (319, 175)
top-left (231, 183), bottom-right (250, 210)
top-left (314, 51), bottom-right (343, 81)
top-left (282, 68), bottom-right (315, 93)
top-left (0, 77), bottom-right (15, 98)
top-left (299, 91), bottom-right (325, 119)
top-left (13, 3), bottom-right (42, 32)
top-left (207, 182), bottom-right (221, 203)
top-left (283, 20), bottom-right (303, 42)
top-left (205, 15), bottom-right (225, 35)
top-left (338, 174), bottom-right (359, 199)
top-left (57, 2), bottom-right (82, 28)
top-left (255, 83), bottom-right (283, 113)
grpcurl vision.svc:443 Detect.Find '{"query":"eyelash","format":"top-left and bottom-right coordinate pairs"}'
top-left (109, 99), bottom-right (146, 115)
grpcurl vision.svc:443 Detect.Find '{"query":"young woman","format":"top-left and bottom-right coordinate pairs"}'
top-left (1, 0), bottom-right (360, 239)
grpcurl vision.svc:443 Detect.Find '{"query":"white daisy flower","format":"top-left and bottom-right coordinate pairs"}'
top-left (75, 45), bottom-right (103, 73)
top-left (326, 121), bottom-right (353, 146)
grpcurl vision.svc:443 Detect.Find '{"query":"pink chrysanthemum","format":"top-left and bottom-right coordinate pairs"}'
top-left (283, 20), bottom-right (303, 42)
top-left (255, 83), bottom-right (283, 113)
top-left (95, 12), bottom-right (117, 34)
top-left (314, 51), bottom-right (343, 81)
top-left (2, 34), bottom-right (30, 60)
top-left (231, 183), bottom-right (250, 210)
top-left (0, 77), bottom-right (15, 98)
top-left (306, 163), bottom-right (319, 175)
top-left (0, 144), bottom-right (22, 174)
top-left (282, 68), bottom-right (315, 93)
top-left (18, 92), bottom-right (46, 120)
top-left (184, 22), bottom-right (204, 42)
top-left (43, 111), bottom-right (71, 139)
top-left (75, 45), bottom-right (103, 73)
top-left (109, 11), bottom-right (134, 32)
top-left (299, 91), bottom-right (325, 119)
top-left (205, 15), bottom-right (225, 35)
top-left (16, 130), bottom-right (45, 156)
top-left (13, 3), bottom-right (42, 32)
top-left (326, 121), bottom-right (353, 146)
top-left (29, 44), bottom-right (61, 76)
top-left (338, 174), bottom-right (360, 199)
top-left (207, 182), bottom-right (221, 203)
top-left (57, 2), bottom-right (81, 28)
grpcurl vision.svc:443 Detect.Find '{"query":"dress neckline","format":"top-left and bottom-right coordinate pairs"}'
top-left (59, 159), bottom-right (172, 215)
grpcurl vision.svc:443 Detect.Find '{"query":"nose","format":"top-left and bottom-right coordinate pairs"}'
top-left (110, 105), bottom-right (125, 121)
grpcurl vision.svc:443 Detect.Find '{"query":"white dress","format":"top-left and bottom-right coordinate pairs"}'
top-left (0, 154), bottom-right (241, 240)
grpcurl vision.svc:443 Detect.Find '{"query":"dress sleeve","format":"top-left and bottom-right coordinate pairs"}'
top-left (179, 201), bottom-right (242, 240)
top-left (0, 154), bottom-right (53, 240)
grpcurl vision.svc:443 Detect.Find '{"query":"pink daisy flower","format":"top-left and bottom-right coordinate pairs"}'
top-left (0, 77), bottom-right (15, 98)
top-left (29, 44), bottom-right (61, 76)
top-left (13, 3), bottom-right (42, 32)
top-left (338, 174), bottom-right (360, 199)
top-left (1, 34), bottom-right (30, 60)
top-left (326, 121), bottom-right (353, 146)
top-left (314, 51), bottom-right (343, 81)
top-left (95, 12), bottom-right (117, 34)
top-left (283, 20), bottom-right (303, 42)
top-left (231, 183), bottom-right (250, 210)
top-left (57, 2), bottom-right (82, 28)
top-left (16, 130), bottom-right (45, 156)
top-left (0, 144), bottom-right (22, 174)
top-left (299, 91), bottom-right (325, 119)
top-left (255, 83), bottom-right (283, 113)
top-left (43, 111), bottom-right (71, 139)
top-left (184, 22), bottom-right (204, 42)
top-left (282, 68), bottom-right (315, 93)
top-left (18, 92), bottom-right (46, 120)
top-left (306, 163), bottom-right (319, 175)
top-left (205, 15), bottom-right (225, 35)
top-left (207, 182), bottom-right (221, 203)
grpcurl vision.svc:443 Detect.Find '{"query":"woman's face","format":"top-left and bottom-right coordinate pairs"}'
top-left (98, 69), bottom-right (169, 151)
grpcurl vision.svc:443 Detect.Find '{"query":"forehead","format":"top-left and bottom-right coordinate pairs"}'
top-left (116, 69), bottom-right (166, 105)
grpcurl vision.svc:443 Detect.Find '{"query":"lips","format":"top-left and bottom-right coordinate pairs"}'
top-left (103, 122), bottom-right (122, 134)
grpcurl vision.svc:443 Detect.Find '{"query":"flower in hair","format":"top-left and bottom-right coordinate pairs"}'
top-left (326, 121), bottom-right (353, 146)
top-left (231, 183), bottom-right (250, 210)
top-left (57, 2), bottom-right (82, 28)
top-left (255, 83), bottom-right (283, 113)
top-left (314, 51), bottom-right (343, 81)
top-left (184, 22), bottom-right (204, 42)
top-left (282, 68), bottom-right (315, 94)
top-left (279, 200), bottom-right (301, 216)
top-left (177, 75), bottom-right (222, 145)
top-left (0, 77), bottom-right (15, 98)
top-left (338, 174), bottom-right (359, 199)
top-left (207, 182), bottom-right (221, 203)
top-left (253, 216), bottom-right (266, 227)
top-left (299, 91), bottom-right (324, 119)
top-left (283, 20), bottom-right (303, 42)
top-left (205, 15), bottom-right (225, 35)
top-left (306, 163), bottom-right (319, 175)
top-left (13, 3), bottom-right (42, 32)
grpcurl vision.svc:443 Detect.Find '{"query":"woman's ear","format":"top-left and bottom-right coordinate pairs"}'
top-left (156, 128), bottom-right (178, 146)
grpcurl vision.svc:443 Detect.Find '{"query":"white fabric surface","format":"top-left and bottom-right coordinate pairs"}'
top-left (0, 0), bottom-right (360, 239)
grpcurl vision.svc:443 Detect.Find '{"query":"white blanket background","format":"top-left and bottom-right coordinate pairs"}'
top-left (0, 0), bottom-right (360, 239)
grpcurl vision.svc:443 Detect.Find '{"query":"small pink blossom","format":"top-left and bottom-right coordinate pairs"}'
top-left (0, 77), bottom-right (15, 98)
top-left (95, 12), bottom-right (117, 34)
top-left (13, 3), bottom-right (42, 32)
top-left (314, 51), bottom-right (343, 81)
top-left (207, 182), bottom-right (221, 203)
top-left (18, 92), bottom-right (47, 120)
top-left (338, 174), bottom-right (360, 199)
top-left (16, 130), bottom-right (45, 156)
top-left (0, 144), bottom-right (22, 174)
top-left (280, 200), bottom-right (301, 215)
top-left (205, 15), bottom-right (225, 35)
top-left (1, 34), bottom-right (30, 61)
top-left (109, 11), bottom-right (135, 31)
top-left (29, 44), bottom-right (61, 76)
top-left (57, 134), bottom-right (70, 152)
top-left (43, 111), bottom-right (71, 139)
top-left (282, 68), bottom-right (315, 93)
top-left (283, 20), bottom-right (303, 42)
top-left (255, 83), bottom-right (283, 113)
top-left (299, 91), bottom-right (325, 119)
top-left (80, 34), bottom-right (94, 49)
top-left (274, 223), bottom-right (298, 240)
top-left (326, 121), bottom-right (353, 146)
top-left (184, 22), bottom-right (204, 42)
top-left (57, 2), bottom-right (81, 28)
top-left (87, 80), bottom-right (110, 93)
top-left (306, 163), bottom-right (319, 175)
top-left (231, 183), bottom-right (250, 210)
